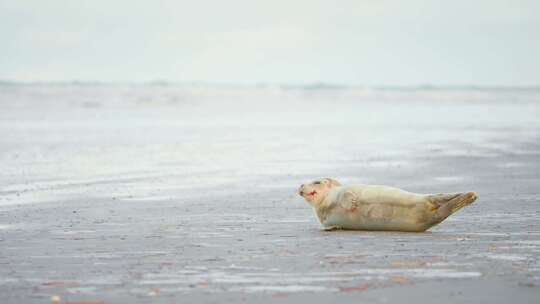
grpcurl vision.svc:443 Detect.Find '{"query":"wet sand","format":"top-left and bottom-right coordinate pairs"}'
top-left (1, 85), bottom-right (539, 303)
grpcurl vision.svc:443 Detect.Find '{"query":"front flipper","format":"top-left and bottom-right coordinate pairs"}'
top-left (339, 190), bottom-right (361, 212)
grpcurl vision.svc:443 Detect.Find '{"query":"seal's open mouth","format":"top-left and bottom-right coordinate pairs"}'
top-left (308, 190), bottom-right (317, 196)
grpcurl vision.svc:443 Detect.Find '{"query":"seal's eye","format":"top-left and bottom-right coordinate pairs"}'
top-left (313, 181), bottom-right (321, 185)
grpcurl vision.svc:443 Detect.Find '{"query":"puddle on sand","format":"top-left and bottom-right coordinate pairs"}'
top-left (237, 285), bottom-right (338, 293)
top-left (67, 286), bottom-right (97, 294)
top-left (132, 267), bottom-right (482, 294)
top-left (475, 253), bottom-right (529, 262)
top-left (119, 196), bottom-right (175, 202)
top-left (433, 176), bottom-right (465, 183)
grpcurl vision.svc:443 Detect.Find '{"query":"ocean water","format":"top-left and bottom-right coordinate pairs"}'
top-left (0, 84), bottom-right (539, 206)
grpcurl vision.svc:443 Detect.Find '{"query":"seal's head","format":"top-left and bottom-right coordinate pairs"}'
top-left (298, 178), bottom-right (341, 206)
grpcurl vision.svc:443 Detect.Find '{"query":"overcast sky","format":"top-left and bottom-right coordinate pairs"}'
top-left (1, 0), bottom-right (539, 85)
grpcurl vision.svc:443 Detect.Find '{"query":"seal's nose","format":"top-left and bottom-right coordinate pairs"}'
top-left (299, 184), bottom-right (305, 196)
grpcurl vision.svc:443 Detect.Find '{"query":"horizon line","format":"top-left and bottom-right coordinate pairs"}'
top-left (1, 79), bottom-right (540, 91)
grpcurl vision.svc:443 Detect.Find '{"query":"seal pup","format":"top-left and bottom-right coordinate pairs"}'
top-left (298, 178), bottom-right (477, 232)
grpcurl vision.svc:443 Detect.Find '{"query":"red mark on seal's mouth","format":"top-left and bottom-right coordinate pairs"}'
top-left (308, 190), bottom-right (317, 196)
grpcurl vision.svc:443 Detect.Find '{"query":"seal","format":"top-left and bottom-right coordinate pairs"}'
top-left (298, 178), bottom-right (477, 232)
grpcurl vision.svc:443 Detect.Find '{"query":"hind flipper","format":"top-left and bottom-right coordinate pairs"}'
top-left (429, 193), bottom-right (462, 206)
top-left (429, 192), bottom-right (478, 225)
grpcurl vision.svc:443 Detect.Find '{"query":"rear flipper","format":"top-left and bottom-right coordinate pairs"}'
top-left (429, 192), bottom-right (478, 226)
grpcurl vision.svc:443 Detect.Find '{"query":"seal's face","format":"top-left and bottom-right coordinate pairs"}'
top-left (298, 178), bottom-right (341, 206)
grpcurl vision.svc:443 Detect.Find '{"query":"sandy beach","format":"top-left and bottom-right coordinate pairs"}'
top-left (1, 84), bottom-right (540, 303)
